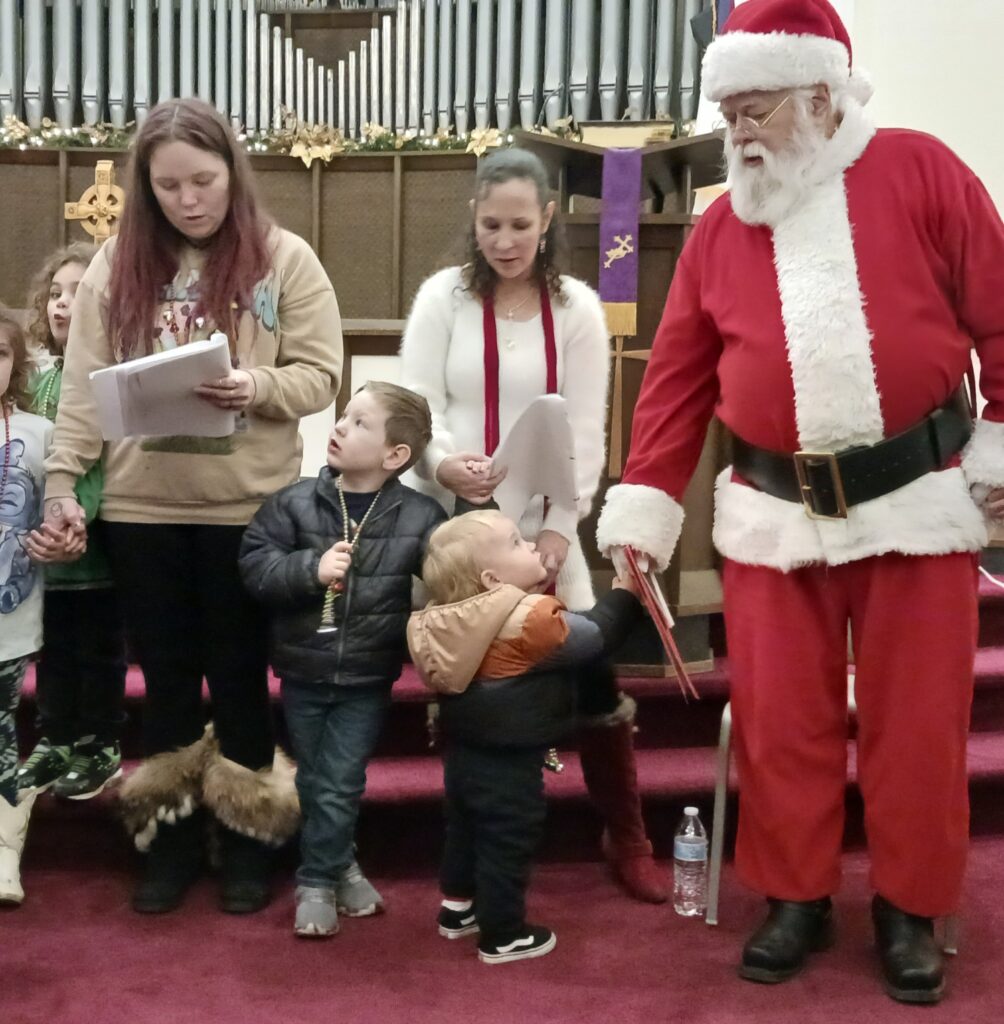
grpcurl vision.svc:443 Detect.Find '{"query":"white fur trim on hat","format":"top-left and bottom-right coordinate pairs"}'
top-left (963, 418), bottom-right (1004, 490)
top-left (702, 30), bottom-right (852, 102)
top-left (596, 483), bottom-right (685, 573)
top-left (846, 67), bottom-right (874, 107)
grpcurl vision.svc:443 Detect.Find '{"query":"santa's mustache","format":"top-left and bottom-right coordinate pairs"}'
top-left (727, 139), bottom-right (773, 173)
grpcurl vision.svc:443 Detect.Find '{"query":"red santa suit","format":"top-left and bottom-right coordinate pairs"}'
top-left (597, 91), bottom-right (1004, 917)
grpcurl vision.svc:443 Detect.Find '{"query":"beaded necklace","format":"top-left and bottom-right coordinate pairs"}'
top-left (35, 361), bottom-right (61, 420)
top-left (317, 477), bottom-right (384, 633)
top-left (1, 402), bottom-right (11, 500)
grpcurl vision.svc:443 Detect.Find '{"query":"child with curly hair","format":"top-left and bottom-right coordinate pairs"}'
top-left (16, 244), bottom-right (127, 801)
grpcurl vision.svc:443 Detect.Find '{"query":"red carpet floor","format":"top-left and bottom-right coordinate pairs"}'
top-left (5, 837), bottom-right (1003, 1024)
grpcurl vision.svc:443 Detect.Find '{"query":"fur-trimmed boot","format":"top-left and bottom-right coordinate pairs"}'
top-left (0, 789), bottom-right (38, 905)
top-left (578, 695), bottom-right (670, 904)
top-left (133, 812), bottom-right (206, 914)
top-left (202, 744), bottom-right (299, 915)
top-left (119, 730), bottom-right (216, 914)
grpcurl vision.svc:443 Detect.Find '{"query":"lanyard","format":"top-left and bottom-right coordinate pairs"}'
top-left (481, 285), bottom-right (557, 455)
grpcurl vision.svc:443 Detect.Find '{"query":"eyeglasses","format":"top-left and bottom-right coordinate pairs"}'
top-left (720, 94), bottom-right (791, 135)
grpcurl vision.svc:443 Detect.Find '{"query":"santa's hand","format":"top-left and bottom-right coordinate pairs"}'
top-left (611, 545), bottom-right (650, 579)
top-left (985, 487), bottom-right (1004, 520)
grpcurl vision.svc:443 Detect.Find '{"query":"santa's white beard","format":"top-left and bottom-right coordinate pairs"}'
top-left (725, 112), bottom-right (830, 227)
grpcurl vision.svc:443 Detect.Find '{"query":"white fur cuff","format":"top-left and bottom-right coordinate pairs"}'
top-left (595, 483), bottom-right (685, 572)
top-left (962, 418), bottom-right (1004, 491)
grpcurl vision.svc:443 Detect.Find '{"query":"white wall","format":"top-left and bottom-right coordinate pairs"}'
top-left (852, 0), bottom-right (1002, 206)
top-left (298, 354), bottom-right (402, 476)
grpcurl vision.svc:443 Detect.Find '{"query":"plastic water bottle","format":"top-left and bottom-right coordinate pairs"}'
top-left (673, 806), bottom-right (708, 917)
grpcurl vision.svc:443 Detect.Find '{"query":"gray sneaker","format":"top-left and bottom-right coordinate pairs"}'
top-left (294, 886), bottom-right (339, 938)
top-left (336, 861), bottom-right (384, 917)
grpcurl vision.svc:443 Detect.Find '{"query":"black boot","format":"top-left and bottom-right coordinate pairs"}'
top-left (872, 894), bottom-right (945, 1004)
top-left (132, 812), bottom-right (205, 914)
top-left (219, 827), bottom-right (273, 914)
top-left (739, 897), bottom-right (835, 983)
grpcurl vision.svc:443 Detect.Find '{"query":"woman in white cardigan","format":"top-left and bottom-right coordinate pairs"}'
top-left (399, 148), bottom-right (668, 903)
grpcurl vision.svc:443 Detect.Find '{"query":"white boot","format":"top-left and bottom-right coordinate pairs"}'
top-left (0, 789), bottom-right (38, 905)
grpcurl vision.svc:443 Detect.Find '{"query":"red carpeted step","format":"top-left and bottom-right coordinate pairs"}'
top-left (24, 730), bottom-right (1004, 874)
top-left (18, 648), bottom-right (1004, 756)
top-left (17, 661), bottom-right (735, 758)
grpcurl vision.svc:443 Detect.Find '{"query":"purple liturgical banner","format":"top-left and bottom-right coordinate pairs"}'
top-left (598, 148), bottom-right (642, 305)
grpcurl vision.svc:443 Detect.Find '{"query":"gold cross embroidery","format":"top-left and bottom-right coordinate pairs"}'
top-left (64, 160), bottom-right (125, 241)
top-left (603, 233), bottom-right (635, 269)
top-left (608, 334), bottom-right (652, 478)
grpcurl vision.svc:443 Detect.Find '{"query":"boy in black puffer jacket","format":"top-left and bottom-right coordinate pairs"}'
top-left (239, 381), bottom-right (446, 938)
top-left (407, 509), bottom-right (643, 964)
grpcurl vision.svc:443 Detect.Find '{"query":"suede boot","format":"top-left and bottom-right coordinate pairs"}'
top-left (218, 826), bottom-right (273, 914)
top-left (578, 696), bottom-right (669, 903)
top-left (132, 811), bottom-right (205, 914)
top-left (739, 897), bottom-right (835, 983)
top-left (872, 894), bottom-right (945, 1004)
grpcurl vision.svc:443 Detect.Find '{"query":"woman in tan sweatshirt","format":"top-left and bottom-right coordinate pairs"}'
top-left (42, 99), bottom-right (342, 915)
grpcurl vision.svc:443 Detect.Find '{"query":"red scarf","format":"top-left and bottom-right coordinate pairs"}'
top-left (481, 285), bottom-right (557, 455)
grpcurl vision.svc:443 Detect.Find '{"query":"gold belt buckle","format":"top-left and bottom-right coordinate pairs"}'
top-left (793, 451), bottom-right (848, 520)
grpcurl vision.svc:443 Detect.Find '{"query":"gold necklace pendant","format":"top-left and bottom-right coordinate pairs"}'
top-left (503, 286), bottom-right (535, 320)
top-left (316, 478), bottom-right (384, 636)
top-left (317, 587), bottom-right (340, 633)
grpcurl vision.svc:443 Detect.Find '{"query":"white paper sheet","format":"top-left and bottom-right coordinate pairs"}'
top-left (88, 335), bottom-right (236, 440)
top-left (490, 394), bottom-right (579, 524)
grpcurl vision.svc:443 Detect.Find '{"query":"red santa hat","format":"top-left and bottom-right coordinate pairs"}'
top-left (702, 0), bottom-right (872, 106)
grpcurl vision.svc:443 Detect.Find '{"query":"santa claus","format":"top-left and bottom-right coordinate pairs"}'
top-left (597, 0), bottom-right (1004, 1004)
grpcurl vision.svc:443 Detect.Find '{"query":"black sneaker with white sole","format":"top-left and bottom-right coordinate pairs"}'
top-left (477, 925), bottom-right (556, 964)
top-left (437, 904), bottom-right (479, 939)
top-left (16, 738), bottom-right (72, 793)
top-left (52, 742), bottom-right (123, 800)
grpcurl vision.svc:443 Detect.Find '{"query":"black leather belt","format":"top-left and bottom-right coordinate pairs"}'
top-left (731, 393), bottom-right (972, 520)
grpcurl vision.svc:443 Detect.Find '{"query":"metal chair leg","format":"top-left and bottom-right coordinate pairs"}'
top-left (706, 702), bottom-right (732, 926)
top-left (941, 913), bottom-right (960, 956)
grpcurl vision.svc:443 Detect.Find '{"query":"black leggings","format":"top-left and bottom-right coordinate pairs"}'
top-left (35, 586), bottom-right (126, 746)
top-left (103, 522), bottom-right (273, 770)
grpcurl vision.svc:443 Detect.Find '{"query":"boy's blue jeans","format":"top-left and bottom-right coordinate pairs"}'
top-left (281, 679), bottom-right (391, 888)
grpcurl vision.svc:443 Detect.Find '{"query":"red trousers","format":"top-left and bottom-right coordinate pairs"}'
top-left (723, 552), bottom-right (978, 917)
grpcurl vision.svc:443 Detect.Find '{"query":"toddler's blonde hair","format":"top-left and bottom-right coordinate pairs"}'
top-left (422, 509), bottom-right (508, 605)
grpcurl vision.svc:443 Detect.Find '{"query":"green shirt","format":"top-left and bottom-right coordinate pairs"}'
top-left (29, 363), bottom-right (113, 588)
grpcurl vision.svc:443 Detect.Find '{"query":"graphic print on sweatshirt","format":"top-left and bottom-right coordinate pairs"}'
top-left (140, 269), bottom-right (278, 456)
top-left (0, 438), bottom-right (41, 614)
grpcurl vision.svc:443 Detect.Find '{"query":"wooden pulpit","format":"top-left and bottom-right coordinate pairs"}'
top-left (512, 128), bottom-right (728, 674)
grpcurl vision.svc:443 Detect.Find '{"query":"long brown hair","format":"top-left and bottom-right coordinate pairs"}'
top-left (461, 148), bottom-right (566, 302)
top-left (0, 309), bottom-right (34, 411)
top-left (26, 242), bottom-right (99, 356)
top-left (107, 98), bottom-right (273, 358)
